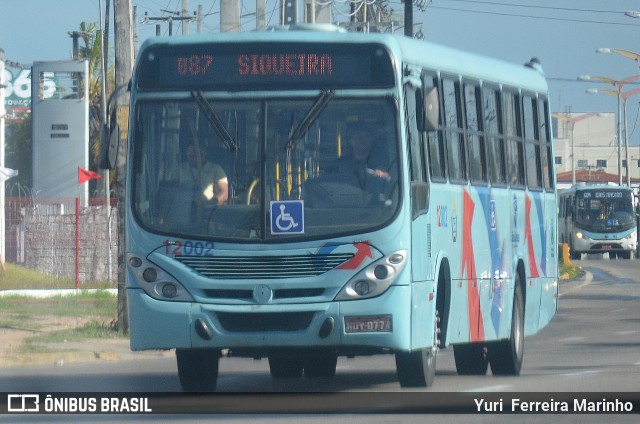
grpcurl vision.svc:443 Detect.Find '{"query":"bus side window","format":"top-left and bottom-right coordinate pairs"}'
top-left (464, 80), bottom-right (487, 184)
top-left (538, 98), bottom-right (554, 191)
top-left (406, 84), bottom-right (429, 216)
top-left (423, 72), bottom-right (446, 181)
top-left (442, 76), bottom-right (467, 183)
top-left (503, 91), bottom-right (525, 187)
top-left (568, 195), bottom-right (574, 217)
top-left (483, 86), bottom-right (506, 185)
top-left (523, 94), bottom-right (542, 190)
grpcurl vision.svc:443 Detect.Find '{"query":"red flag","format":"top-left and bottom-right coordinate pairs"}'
top-left (78, 167), bottom-right (103, 185)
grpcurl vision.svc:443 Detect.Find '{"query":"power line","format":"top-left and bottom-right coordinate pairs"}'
top-left (418, 1), bottom-right (639, 26)
top-left (441, 0), bottom-right (628, 16)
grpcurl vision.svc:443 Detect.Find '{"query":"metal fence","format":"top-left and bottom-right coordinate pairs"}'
top-left (5, 190), bottom-right (118, 286)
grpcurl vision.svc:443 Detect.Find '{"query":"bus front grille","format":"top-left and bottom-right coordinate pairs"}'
top-left (216, 312), bottom-right (315, 332)
top-left (203, 287), bottom-right (325, 300)
top-left (176, 253), bottom-right (354, 279)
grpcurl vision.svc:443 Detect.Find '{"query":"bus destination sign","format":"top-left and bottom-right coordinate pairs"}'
top-left (136, 43), bottom-right (395, 90)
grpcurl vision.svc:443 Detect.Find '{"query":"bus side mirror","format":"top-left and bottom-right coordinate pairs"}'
top-left (99, 123), bottom-right (120, 170)
top-left (411, 181), bottom-right (429, 219)
top-left (99, 82), bottom-right (130, 170)
top-left (421, 87), bottom-right (439, 131)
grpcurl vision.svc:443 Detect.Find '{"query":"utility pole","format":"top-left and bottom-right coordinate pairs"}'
top-left (221, 0), bottom-right (241, 32)
top-left (197, 4), bottom-right (203, 33)
top-left (404, 0), bottom-right (413, 37)
top-left (104, 0), bottom-right (111, 85)
top-left (144, 11), bottom-right (195, 36)
top-left (281, 0), bottom-right (297, 26)
top-left (114, 0), bottom-right (134, 333)
top-left (68, 31), bottom-right (82, 59)
top-left (99, 0), bottom-right (113, 284)
top-left (257, 0), bottom-right (266, 29)
top-left (132, 6), bottom-right (139, 58)
top-left (182, 0), bottom-right (190, 35)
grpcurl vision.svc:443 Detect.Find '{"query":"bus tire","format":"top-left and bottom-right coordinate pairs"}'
top-left (453, 343), bottom-right (488, 375)
top-left (488, 275), bottom-right (524, 376)
top-left (303, 349), bottom-right (338, 378)
top-left (268, 350), bottom-right (304, 379)
top-left (176, 348), bottom-right (220, 392)
top-left (569, 244), bottom-right (581, 260)
top-left (619, 251), bottom-right (632, 260)
top-left (395, 347), bottom-right (436, 387)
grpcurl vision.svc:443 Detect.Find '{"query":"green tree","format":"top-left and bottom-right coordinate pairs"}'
top-left (76, 21), bottom-right (116, 190)
top-left (5, 115), bottom-right (32, 191)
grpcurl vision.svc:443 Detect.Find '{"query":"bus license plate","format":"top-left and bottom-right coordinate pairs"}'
top-left (345, 315), bottom-right (392, 333)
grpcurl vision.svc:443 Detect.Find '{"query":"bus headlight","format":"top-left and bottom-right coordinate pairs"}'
top-left (335, 249), bottom-right (407, 301)
top-left (576, 232), bottom-right (584, 239)
top-left (626, 231), bottom-right (637, 240)
top-left (127, 253), bottom-right (194, 302)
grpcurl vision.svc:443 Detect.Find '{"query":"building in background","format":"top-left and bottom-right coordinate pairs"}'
top-left (552, 112), bottom-right (640, 189)
top-left (31, 60), bottom-right (89, 205)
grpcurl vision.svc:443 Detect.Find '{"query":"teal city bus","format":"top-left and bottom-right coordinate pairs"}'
top-left (559, 184), bottom-right (637, 259)
top-left (117, 25), bottom-right (558, 390)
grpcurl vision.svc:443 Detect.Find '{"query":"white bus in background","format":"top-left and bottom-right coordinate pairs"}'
top-left (559, 184), bottom-right (637, 260)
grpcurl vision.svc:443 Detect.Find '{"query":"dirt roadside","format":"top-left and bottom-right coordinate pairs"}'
top-left (0, 315), bottom-right (172, 369)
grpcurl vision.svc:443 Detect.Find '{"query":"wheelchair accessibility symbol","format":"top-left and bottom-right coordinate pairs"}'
top-left (270, 200), bottom-right (304, 235)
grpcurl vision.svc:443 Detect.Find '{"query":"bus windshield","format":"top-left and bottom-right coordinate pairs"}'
top-left (575, 189), bottom-right (635, 230)
top-left (132, 96), bottom-right (400, 241)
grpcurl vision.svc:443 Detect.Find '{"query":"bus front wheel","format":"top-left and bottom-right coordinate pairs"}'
top-left (303, 349), bottom-right (338, 378)
top-left (395, 347), bottom-right (436, 387)
top-left (488, 276), bottom-right (524, 375)
top-left (176, 348), bottom-right (221, 392)
top-left (268, 350), bottom-right (304, 379)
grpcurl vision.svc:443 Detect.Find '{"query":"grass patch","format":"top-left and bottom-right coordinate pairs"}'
top-left (0, 290), bottom-right (121, 345)
top-left (27, 319), bottom-right (125, 345)
top-left (560, 263), bottom-right (582, 280)
top-left (1, 290), bottom-right (117, 318)
top-left (0, 263), bottom-right (114, 290)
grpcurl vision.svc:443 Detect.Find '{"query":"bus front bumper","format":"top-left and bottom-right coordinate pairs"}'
top-left (127, 285), bottom-right (415, 353)
top-left (574, 232), bottom-right (637, 254)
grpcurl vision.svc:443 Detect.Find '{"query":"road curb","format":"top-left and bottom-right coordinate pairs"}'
top-left (559, 270), bottom-right (593, 298)
top-left (0, 289), bottom-right (117, 298)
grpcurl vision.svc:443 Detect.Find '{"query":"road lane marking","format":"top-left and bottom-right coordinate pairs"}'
top-left (559, 271), bottom-right (593, 298)
top-left (558, 336), bottom-right (587, 343)
top-left (559, 370), bottom-right (599, 378)
top-left (462, 384), bottom-right (512, 392)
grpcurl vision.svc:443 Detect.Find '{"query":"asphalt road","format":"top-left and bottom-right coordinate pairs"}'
top-left (2, 257), bottom-right (639, 422)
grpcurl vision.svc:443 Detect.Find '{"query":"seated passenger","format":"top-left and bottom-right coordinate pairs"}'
top-left (337, 124), bottom-right (390, 189)
top-left (170, 142), bottom-right (229, 206)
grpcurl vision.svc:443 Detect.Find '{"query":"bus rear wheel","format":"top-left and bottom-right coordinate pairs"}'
top-left (453, 343), bottom-right (488, 375)
top-left (176, 348), bottom-right (221, 392)
top-left (488, 277), bottom-right (524, 375)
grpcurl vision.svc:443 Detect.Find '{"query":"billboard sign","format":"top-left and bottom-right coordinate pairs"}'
top-left (3, 68), bottom-right (57, 121)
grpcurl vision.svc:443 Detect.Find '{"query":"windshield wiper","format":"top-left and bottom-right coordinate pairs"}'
top-left (191, 91), bottom-right (238, 151)
top-left (285, 90), bottom-right (334, 153)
